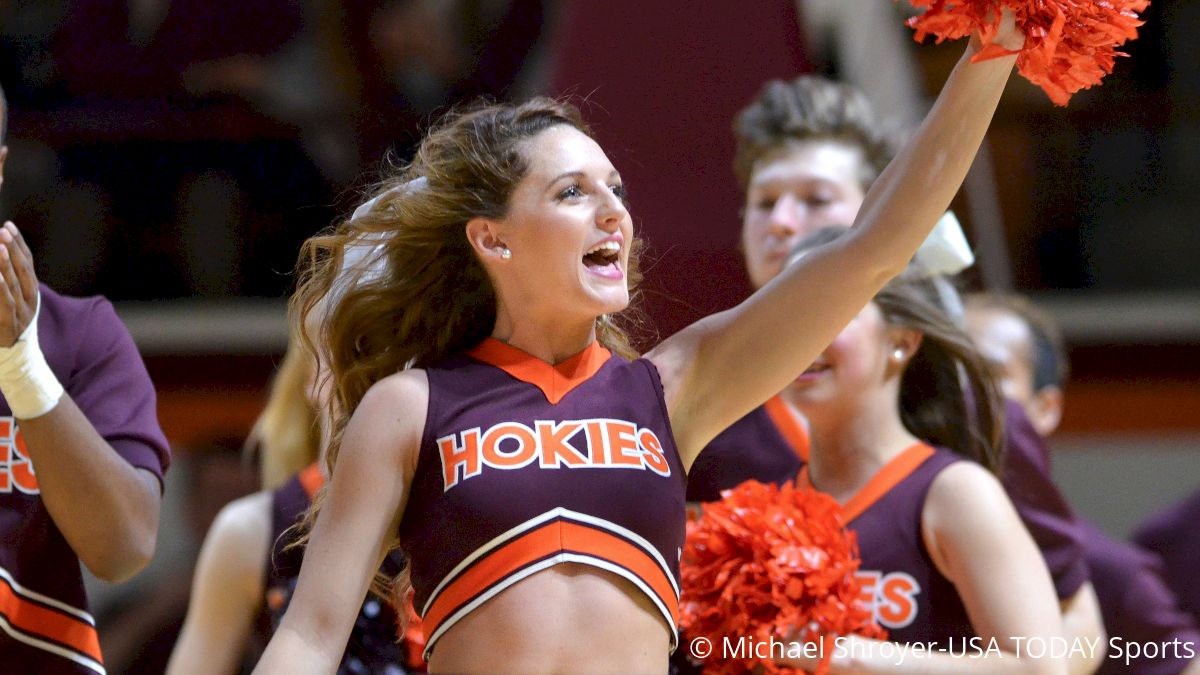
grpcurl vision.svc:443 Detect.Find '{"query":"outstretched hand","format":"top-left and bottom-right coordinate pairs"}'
top-left (993, 7), bottom-right (1024, 52)
top-left (969, 7), bottom-right (1025, 56)
top-left (0, 222), bottom-right (41, 348)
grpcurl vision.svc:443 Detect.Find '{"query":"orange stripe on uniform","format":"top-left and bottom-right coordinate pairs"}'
top-left (764, 394), bottom-right (810, 461)
top-left (467, 338), bottom-right (612, 404)
top-left (799, 442), bottom-right (935, 524)
top-left (423, 518), bottom-right (678, 638)
top-left (298, 462), bottom-right (325, 499)
top-left (560, 521), bottom-right (679, 623)
top-left (0, 578), bottom-right (103, 664)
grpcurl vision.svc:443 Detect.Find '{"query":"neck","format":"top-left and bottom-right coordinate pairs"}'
top-left (794, 391), bottom-right (919, 504)
top-left (491, 298), bottom-right (598, 364)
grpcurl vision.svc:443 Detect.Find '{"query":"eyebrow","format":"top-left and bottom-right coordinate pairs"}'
top-left (546, 169), bottom-right (622, 190)
top-left (749, 174), bottom-right (838, 190)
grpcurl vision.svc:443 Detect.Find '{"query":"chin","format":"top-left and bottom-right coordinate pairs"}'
top-left (786, 382), bottom-right (833, 407)
top-left (748, 263), bottom-right (780, 290)
top-left (596, 295), bottom-right (631, 317)
top-left (581, 284), bottom-right (630, 315)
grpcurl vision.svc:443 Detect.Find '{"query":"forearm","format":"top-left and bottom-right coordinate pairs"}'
top-left (661, 36), bottom-right (1018, 448)
top-left (18, 394), bottom-right (160, 581)
top-left (851, 38), bottom-right (1015, 278)
top-left (167, 621), bottom-right (253, 675)
top-left (254, 621), bottom-right (343, 674)
top-left (168, 492), bottom-right (270, 675)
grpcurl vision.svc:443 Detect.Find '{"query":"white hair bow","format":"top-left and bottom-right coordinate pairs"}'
top-left (914, 211), bottom-right (975, 277)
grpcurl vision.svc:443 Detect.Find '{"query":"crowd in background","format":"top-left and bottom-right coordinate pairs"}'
top-left (0, 0), bottom-right (547, 299)
top-left (2, 1), bottom-right (1198, 301)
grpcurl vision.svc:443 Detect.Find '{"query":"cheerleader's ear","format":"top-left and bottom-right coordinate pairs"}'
top-left (888, 328), bottom-right (924, 367)
top-left (465, 216), bottom-right (511, 263)
top-left (1027, 385), bottom-right (1064, 437)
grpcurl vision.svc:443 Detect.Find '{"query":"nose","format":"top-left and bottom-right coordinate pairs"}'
top-left (767, 193), bottom-right (802, 238)
top-left (596, 189), bottom-right (628, 233)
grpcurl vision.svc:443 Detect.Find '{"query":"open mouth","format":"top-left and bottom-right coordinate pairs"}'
top-left (583, 240), bottom-right (622, 278)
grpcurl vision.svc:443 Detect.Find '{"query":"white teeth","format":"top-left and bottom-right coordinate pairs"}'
top-left (585, 241), bottom-right (621, 255)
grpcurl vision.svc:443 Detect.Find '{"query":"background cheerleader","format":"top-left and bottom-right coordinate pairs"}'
top-left (778, 227), bottom-right (1063, 673)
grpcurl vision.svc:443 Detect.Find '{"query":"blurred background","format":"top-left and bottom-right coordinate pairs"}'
top-left (1, 0), bottom-right (1196, 671)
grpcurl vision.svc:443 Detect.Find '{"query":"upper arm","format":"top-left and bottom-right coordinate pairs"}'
top-left (67, 296), bottom-right (172, 483)
top-left (264, 370), bottom-right (427, 667)
top-left (168, 492), bottom-right (272, 675)
top-left (648, 234), bottom-right (887, 463)
top-left (923, 462), bottom-right (1063, 653)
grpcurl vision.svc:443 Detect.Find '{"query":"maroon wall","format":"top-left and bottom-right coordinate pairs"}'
top-left (546, 2), bottom-right (811, 343)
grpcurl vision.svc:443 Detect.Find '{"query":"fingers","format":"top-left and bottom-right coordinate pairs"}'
top-left (0, 246), bottom-right (18, 347)
top-left (3, 222), bottom-right (39, 309)
top-left (0, 236), bottom-right (23, 306)
top-left (0, 223), bottom-right (36, 335)
top-left (994, 7), bottom-right (1025, 52)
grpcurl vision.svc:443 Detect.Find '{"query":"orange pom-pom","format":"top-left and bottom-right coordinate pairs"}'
top-left (680, 480), bottom-right (885, 674)
top-left (905, 0), bottom-right (1150, 105)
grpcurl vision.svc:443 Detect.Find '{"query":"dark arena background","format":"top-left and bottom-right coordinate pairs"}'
top-left (1, 1), bottom-right (1196, 671)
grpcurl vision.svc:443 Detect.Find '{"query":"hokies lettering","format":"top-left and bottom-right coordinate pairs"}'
top-left (438, 418), bottom-right (671, 490)
top-left (855, 570), bottom-right (920, 629)
top-left (0, 417), bottom-right (39, 494)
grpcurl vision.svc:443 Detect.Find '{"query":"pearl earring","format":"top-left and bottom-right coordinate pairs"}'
top-left (893, 348), bottom-right (905, 360)
top-left (500, 248), bottom-right (512, 260)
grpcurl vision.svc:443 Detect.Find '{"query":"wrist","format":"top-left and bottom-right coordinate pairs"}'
top-left (0, 296), bottom-right (64, 419)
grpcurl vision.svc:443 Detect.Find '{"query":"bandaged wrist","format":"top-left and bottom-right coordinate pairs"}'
top-left (0, 297), bottom-right (64, 419)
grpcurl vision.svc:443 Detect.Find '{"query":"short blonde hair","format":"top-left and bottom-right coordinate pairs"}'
top-left (246, 337), bottom-right (321, 490)
top-left (733, 75), bottom-right (898, 191)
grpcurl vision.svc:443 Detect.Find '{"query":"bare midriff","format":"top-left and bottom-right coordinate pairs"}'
top-left (428, 562), bottom-right (672, 674)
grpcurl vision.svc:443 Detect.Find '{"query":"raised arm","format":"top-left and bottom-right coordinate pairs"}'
top-left (167, 493), bottom-right (272, 675)
top-left (650, 20), bottom-right (1022, 463)
top-left (253, 370), bottom-right (426, 674)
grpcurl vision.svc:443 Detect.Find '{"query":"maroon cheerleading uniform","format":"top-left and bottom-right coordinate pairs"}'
top-left (1082, 520), bottom-right (1200, 675)
top-left (398, 338), bottom-right (688, 659)
top-left (800, 443), bottom-right (975, 644)
top-left (0, 285), bottom-right (171, 674)
top-left (686, 394), bottom-right (808, 502)
top-left (692, 398), bottom-right (1090, 601)
top-left (1134, 490), bottom-right (1200, 625)
top-left (998, 399), bottom-right (1089, 599)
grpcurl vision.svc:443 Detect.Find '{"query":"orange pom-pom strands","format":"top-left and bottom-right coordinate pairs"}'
top-left (680, 480), bottom-right (885, 674)
top-left (905, 0), bottom-right (1150, 105)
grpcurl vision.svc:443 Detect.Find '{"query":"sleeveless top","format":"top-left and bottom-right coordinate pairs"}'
top-left (398, 338), bottom-right (688, 657)
top-left (802, 443), bottom-right (975, 645)
top-left (687, 395), bottom-right (808, 502)
top-left (698, 399), bottom-right (1090, 600)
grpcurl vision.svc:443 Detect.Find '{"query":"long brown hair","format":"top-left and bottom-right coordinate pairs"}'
top-left (794, 227), bottom-right (1005, 472)
top-left (292, 97), bottom-right (644, 608)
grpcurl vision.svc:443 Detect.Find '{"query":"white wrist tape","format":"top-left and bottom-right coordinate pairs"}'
top-left (0, 295), bottom-right (65, 419)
